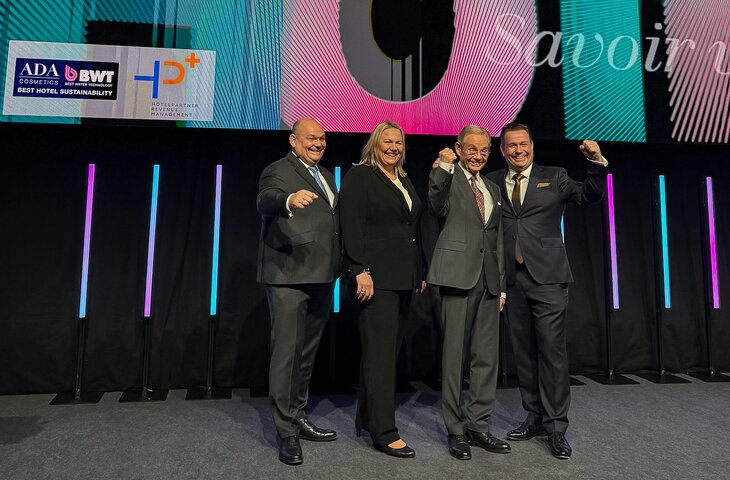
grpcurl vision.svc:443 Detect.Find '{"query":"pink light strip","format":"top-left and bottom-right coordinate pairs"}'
top-left (607, 174), bottom-right (619, 309)
top-left (78, 164), bottom-right (95, 318)
top-left (707, 177), bottom-right (720, 308)
top-left (144, 165), bottom-right (160, 318)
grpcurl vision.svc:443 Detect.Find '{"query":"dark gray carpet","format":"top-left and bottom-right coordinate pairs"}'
top-left (1, 374), bottom-right (729, 479)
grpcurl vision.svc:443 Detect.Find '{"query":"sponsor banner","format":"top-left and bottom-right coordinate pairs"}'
top-left (3, 41), bottom-right (216, 121)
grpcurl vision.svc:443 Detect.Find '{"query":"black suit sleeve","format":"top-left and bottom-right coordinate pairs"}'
top-left (557, 161), bottom-right (607, 205)
top-left (257, 163), bottom-right (291, 217)
top-left (339, 166), bottom-right (369, 277)
top-left (428, 165), bottom-right (454, 218)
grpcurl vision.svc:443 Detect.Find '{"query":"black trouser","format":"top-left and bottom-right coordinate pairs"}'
top-left (266, 283), bottom-right (333, 438)
top-left (505, 264), bottom-right (570, 433)
top-left (355, 288), bottom-right (411, 446)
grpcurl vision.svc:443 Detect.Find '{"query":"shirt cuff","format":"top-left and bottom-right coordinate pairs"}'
top-left (439, 161), bottom-right (455, 174)
top-left (500, 292), bottom-right (506, 299)
top-left (589, 156), bottom-right (608, 167)
top-left (285, 193), bottom-right (294, 217)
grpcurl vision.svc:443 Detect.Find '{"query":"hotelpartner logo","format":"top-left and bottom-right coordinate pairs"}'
top-left (133, 52), bottom-right (202, 99)
top-left (13, 58), bottom-right (119, 100)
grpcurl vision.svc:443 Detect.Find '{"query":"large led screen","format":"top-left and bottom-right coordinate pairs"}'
top-left (1, 0), bottom-right (729, 142)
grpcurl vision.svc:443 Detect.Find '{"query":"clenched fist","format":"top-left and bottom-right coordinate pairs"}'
top-left (433, 147), bottom-right (457, 168)
top-left (579, 140), bottom-right (601, 161)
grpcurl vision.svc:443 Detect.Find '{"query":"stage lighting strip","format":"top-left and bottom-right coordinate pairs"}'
top-left (659, 175), bottom-right (671, 309)
top-left (706, 177), bottom-right (720, 308)
top-left (333, 166), bottom-right (341, 313)
top-left (607, 174), bottom-right (619, 309)
top-left (144, 165), bottom-right (160, 318)
top-left (210, 165), bottom-right (223, 316)
top-left (78, 164), bottom-right (95, 318)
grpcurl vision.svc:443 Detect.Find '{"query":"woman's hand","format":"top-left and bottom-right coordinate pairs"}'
top-left (355, 271), bottom-right (374, 302)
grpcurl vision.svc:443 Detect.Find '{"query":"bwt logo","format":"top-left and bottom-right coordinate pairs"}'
top-left (133, 52), bottom-right (201, 99)
top-left (64, 65), bottom-right (115, 83)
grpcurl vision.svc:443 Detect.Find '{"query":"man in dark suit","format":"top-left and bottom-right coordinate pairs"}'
top-left (427, 125), bottom-right (510, 460)
top-left (256, 118), bottom-right (340, 465)
top-left (486, 122), bottom-right (607, 459)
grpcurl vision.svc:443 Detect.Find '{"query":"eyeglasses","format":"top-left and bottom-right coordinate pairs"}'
top-left (462, 147), bottom-right (491, 158)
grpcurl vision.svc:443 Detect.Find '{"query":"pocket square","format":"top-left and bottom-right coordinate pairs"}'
top-left (536, 182), bottom-right (551, 188)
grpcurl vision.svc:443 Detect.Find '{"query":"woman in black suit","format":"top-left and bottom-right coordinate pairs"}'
top-left (339, 121), bottom-right (423, 458)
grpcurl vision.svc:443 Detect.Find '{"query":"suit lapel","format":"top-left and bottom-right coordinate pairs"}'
top-left (401, 174), bottom-right (421, 219)
top-left (319, 165), bottom-right (338, 208)
top-left (483, 180), bottom-right (500, 227)
top-left (288, 152), bottom-right (330, 205)
top-left (520, 163), bottom-right (542, 213)
top-left (373, 167), bottom-right (412, 216)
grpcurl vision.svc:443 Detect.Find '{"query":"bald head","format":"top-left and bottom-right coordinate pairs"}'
top-left (289, 118), bottom-right (326, 165)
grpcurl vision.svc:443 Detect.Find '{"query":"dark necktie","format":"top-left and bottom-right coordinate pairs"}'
top-left (512, 173), bottom-right (525, 263)
top-left (470, 176), bottom-right (485, 223)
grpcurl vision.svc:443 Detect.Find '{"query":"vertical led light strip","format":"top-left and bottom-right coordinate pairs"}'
top-left (607, 174), bottom-right (619, 309)
top-left (659, 175), bottom-right (671, 308)
top-left (78, 164), bottom-right (96, 318)
top-left (333, 166), bottom-right (341, 313)
top-left (210, 165), bottom-right (223, 316)
top-left (706, 177), bottom-right (720, 309)
top-left (144, 165), bottom-right (160, 318)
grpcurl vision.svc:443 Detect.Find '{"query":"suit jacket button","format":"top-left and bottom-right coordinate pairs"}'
top-left (412, 238), bottom-right (416, 243)
top-left (480, 248), bottom-right (484, 253)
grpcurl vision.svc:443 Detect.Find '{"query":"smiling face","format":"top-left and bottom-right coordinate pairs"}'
top-left (500, 129), bottom-right (533, 173)
top-left (455, 133), bottom-right (490, 175)
top-left (289, 119), bottom-right (326, 166)
top-left (375, 127), bottom-right (404, 171)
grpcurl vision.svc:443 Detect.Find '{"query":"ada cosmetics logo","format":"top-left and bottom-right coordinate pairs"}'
top-left (13, 58), bottom-right (119, 100)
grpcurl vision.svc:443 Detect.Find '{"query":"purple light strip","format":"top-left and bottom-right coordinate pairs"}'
top-left (707, 177), bottom-right (720, 309)
top-left (78, 164), bottom-right (95, 318)
top-left (144, 165), bottom-right (160, 317)
top-left (607, 174), bottom-right (619, 309)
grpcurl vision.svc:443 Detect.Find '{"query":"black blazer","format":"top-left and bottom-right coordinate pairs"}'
top-left (487, 161), bottom-right (607, 285)
top-left (339, 164), bottom-right (422, 291)
top-left (256, 152), bottom-right (341, 285)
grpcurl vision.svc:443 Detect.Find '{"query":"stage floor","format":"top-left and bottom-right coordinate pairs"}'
top-left (1, 374), bottom-right (729, 479)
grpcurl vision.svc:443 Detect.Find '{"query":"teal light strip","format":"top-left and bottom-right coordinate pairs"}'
top-left (659, 175), bottom-right (671, 309)
top-left (210, 165), bottom-right (222, 316)
top-left (561, 1), bottom-right (647, 142)
top-left (333, 166), bottom-right (341, 313)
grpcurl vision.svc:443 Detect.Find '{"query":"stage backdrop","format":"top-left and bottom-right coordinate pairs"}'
top-left (2, 0), bottom-right (730, 142)
top-left (0, 123), bottom-right (728, 395)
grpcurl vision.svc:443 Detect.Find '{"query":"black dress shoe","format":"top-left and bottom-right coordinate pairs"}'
top-left (373, 441), bottom-right (416, 458)
top-left (507, 421), bottom-right (548, 441)
top-left (465, 430), bottom-right (511, 454)
top-left (296, 418), bottom-right (337, 442)
top-left (276, 435), bottom-right (303, 465)
top-left (548, 432), bottom-right (572, 459)
top-left (447, 434), bottom-right (472, 460)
